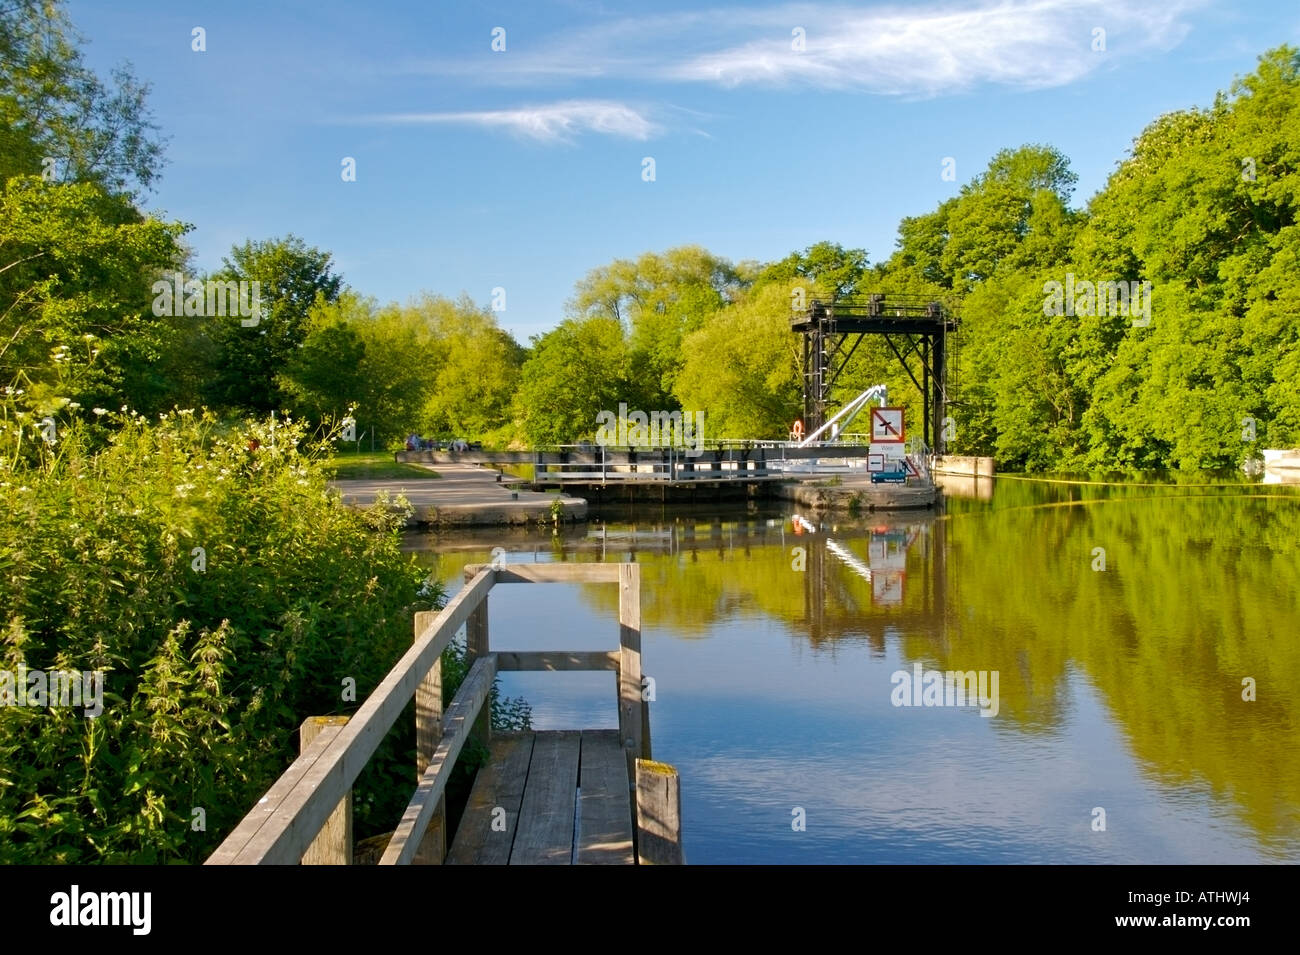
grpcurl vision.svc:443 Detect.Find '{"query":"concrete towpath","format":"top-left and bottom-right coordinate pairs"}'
top-left (332, 463), bottom-right (587, 526)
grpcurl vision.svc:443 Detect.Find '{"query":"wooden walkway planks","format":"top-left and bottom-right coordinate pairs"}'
top-left (576, 730), bottom-right (634, 865)
top-left (444, 734), bottom-right (534, 865)
top-left (509, 731), bottom-right (581, 865)
top-left (447, 730), bottom-right (634, 865)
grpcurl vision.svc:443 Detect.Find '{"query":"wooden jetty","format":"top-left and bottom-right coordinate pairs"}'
top-left (207, 562), bottom-right (683, 866)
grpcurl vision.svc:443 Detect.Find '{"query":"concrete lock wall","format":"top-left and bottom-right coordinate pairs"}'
top-left (932, 455), bottom-right (996, 477)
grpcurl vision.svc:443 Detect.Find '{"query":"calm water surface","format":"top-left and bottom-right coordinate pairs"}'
top-left (406, 475), bottom-right (1300, 863)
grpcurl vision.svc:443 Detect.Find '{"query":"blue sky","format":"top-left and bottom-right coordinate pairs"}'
top-left (67, 0), bottom-right (1300, 342)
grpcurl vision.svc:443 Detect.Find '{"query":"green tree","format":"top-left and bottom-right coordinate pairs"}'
top-left (939, 146), bottom-right (1078, 290)
top-left (422, 310), bottom-right (525, 441)
top-left (277, 294), bottom-right (369, 425)
top-left (203, 236), bottom-right (343, 414)
top-left (0, 0), bottom-right (165, 195)
top-left (569, 246), bottom-right (736, 409)
top-left (674, 282), bottom-right (802, 439)
top-left (753, 241), bottom-right (869, 302)
top-left (515, 316), bottom-right (628, 446)
top-left (0, 177), bottom-right (187, 429)
top-left (1074, 46), bottom-right (1300, 467)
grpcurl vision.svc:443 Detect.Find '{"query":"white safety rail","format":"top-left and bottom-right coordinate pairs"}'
top-left (534, 445), bottom-right (775, 483)
top-left (526, 433), bottom-right (936, 485)
top-left (905, 435), bottom-right (932, 483)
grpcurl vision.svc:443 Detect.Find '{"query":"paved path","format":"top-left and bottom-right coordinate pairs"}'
top-left (332, 463), bottom-right (587, 526)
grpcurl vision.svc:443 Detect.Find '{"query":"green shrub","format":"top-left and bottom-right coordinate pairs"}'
top-left (0, 408), bottom-right (441, 862)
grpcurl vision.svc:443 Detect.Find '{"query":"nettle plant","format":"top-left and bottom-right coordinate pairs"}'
top-left (0, 406), bottom-right (451, 862)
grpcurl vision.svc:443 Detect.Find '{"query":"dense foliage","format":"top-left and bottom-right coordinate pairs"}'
top-left (0, 410), bottom-right (441, 862)
top-left (0, 1), bottom-right (539, 863)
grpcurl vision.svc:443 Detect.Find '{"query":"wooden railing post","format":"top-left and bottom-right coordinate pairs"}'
top-left (635, 759), bottom-right (683, 865)
top-left (413, 609), bottom-right (446, 864)
top-left (299, 716), bottom-right (351, 865)
top-left (465, 567), bottom-right (492, 748)
top-left (618, 563), bottom-right (643, 784)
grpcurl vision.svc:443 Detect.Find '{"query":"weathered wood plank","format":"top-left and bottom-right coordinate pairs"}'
top-left (635, 759), bottom-right (684, 865)
top-left (496, 650), bottom-right (619, 672)
top-left (465, 563), bottom-right (620, 584)
top-left (618, 563), bottom-right (644, 782)
top-left (380, 655), bottom-right (497, 865)
top-left (413, 609), bottom-right (445, 865)
top-left (444, 733), bottom-right (535, 865)
top-left (464, 568), bottom-right (491, 749)
top-left (576, 730), bottom-right (634, 865)
top-left (299, 717), bottom-right (350, 865)
top-left (205, 721), bottom-right (343, 864)
top-left (216, 568), bottom-right (495, 864)
top-left (509, 730), bottom-right (581, 865)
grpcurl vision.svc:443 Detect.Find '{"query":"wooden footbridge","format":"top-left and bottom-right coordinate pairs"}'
top-left (207, 562), bottom-right (683, 866)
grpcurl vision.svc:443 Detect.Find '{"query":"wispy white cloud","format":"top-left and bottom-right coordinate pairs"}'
top-left (668, 0), bottom-right (1205, 94)
top-left (407, 0), bottom-right (1206, 96)
top-left (362, 99), bottom-right (659, 143)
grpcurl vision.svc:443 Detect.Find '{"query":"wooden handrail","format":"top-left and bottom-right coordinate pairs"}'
top-left (206, 568), bottom-right (496, 864)
top-left (464, 562), bottom-right (621, 583)
top-left (381, 654), bottom-right (497, 864)
top-left (208, 561), bottom-right (644, 865)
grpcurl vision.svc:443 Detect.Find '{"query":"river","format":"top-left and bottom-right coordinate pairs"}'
top-left (405, 475), bottom-right (1300, 863)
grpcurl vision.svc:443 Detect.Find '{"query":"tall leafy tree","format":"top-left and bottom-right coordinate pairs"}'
top-left (0, 177), bottom-right (186, 426)
top-left (421, 304), bottom-right (525, 441)
top-left (569, 246), bottom-right (736, 409)
top-left (514, 316), bottom-right (628, 446)
top-left (674, 282), bottom-right (802, 439)
top-left (277, 292), bottom-right (369, 425)
top-left (202, 236), bottom-right (343, 414)
top-left (753, 241), bottom-right (869, 302)
top-left (1075, 46), bottom-right (1300, 467)
top-left (0, 0), bottom-right (165, 196)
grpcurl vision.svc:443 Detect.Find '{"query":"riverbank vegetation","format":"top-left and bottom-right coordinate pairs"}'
top-left (0, 411), bottom-right (443, 862)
